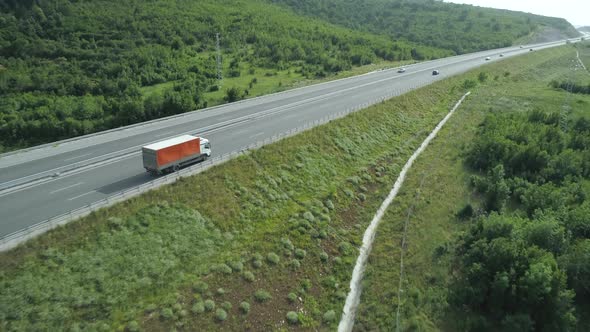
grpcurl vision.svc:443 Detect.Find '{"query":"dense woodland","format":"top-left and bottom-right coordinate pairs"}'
top-left (0, 0), bottom-right (579, 151)
top-left (451, 111), bottom-right (590, 330)
top-left (271, 0), bottom-right (579, 53)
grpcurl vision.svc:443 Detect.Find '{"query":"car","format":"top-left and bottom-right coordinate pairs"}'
top-left (432, 70), bottom-right (440, 75)
top-left (499, 54), bottom-right (504, 57)
top-left (398, 67), bottom-right (406, 73)
top-left (485, 57), bottom-right (491, 61)
top-left (529, 48), bottom-right (534, 51)
top-left (520, 45), bottom-right (524, 48)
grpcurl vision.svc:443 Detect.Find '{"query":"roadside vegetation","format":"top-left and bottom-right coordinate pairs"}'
top-left (0, 46), bottom-right (480, 331)
top-left (357, 45), bottom-right (590, 331)
top-left (2, 43), bottom-right (585, 330)
top-left (0, 0), bottom-right (451, 152)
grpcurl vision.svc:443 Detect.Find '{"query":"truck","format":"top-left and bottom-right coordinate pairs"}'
top-left (142, 135), bottom-right (211, 175)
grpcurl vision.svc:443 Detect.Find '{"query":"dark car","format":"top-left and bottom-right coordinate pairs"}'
top-left (432, 70), bottom-right (440, 75)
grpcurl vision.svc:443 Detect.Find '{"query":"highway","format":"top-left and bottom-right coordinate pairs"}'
top-left (0, 38), bottom-right (577, 238)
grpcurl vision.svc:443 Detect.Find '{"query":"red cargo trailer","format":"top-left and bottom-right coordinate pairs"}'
top-left (142, 135), bottom-right (211, 174)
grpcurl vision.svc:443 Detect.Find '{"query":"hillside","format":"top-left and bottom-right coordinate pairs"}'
top-left (0, 0), bottom-right (450, 152)
top-left (270, 0), bottom-right (580, 53)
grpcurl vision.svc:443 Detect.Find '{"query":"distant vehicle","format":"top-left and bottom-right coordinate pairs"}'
top-left (499, 54), bottom-right (504, 57)
top-left (529, 48), bottom-right (534, 51)
top-left (142, 135), bottom-right (211, 175)
top-left (485, 57), bottom-right (491, 61)
top-left (398, 68), bottom-right (406, 73)
top-left (520, 45), bottom-right (524, 48)
top-left (432, 70), bottom-right (440, 75)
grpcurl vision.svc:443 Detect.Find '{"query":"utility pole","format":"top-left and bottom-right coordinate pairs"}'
top-left (216, 33), bottom-right (222, 83)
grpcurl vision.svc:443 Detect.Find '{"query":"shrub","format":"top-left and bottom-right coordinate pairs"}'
top-left (252, 253), bottom-right (263, 261)
top-left (336, 291), bottom-right (347, 299)
top-left (290, 259), bottom-right (301, 269)
top-left (126, 321), bottom-right (140, 332)
top-left (267, 252), bottom-right (280, 265)
top-left (457, 204), bottom-right (474, 220)
top-left (161, 308), bottom-right (174, 320)
top-left (254, 289), bottom-right (272, 302)
top-left (287, 292), bottom-right (297, 302)
top-left (229, 261), bottom-right (244, 272)
top-left (240, 301), bottom-right (250, 314)
top-left (325, 199), bottom-right (335, 210)
top-left (215, 308), bottom-right (228, 321)
top-left (221, 301), bottom-right (232, 311)
top-left (320, 251), bottom-right (329, 262)
top-left (339, 242), bottom-right (353, 255)
top-left (193, 281), bottom-right (209, 293)
top-left (303, 211), bottom-right (315, 222)
top-left (286, 311), bottom-right (299, 324)
top-left (216, 264), bottom-right (233, 274)
top-left (318, 230), bottom-right (328, 239)
top-left (179, 309), bottom-right (188, 318)
top-left (478, 72), bottom-right (488, 83)
top-left (216, 288), bottom-right (225, 295)
top-left (358, 193), bottom-right (366, 201)
top-left (204, 300), bottom-right (216, 311)
top-left (243, 271), bottom-right (255, 282)
top-left (323, 310), bottom-right (337, 322)
top-left (252, 259), bottom-right (263, 268)
top-left (192, 301), bottom-right (205, 314)
top-left (294, 249), bottom-right (307, 259)
top-left (301, 279), bottom-right (312, 291)
top-left (281, 237), bottom-right (295, 251)
top-left (462, 79), bottom-right (477, 89)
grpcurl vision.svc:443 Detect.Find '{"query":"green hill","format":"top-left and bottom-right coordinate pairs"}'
top-left (0, 0), bottom-right (449, 151)
top-left (270, 0), bottom-right (580, 53)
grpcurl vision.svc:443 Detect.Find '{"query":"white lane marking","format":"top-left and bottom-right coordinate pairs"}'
top-left (49, 182), bottom-right (83, 194)
top-left (249, 132), bottom-right (265, 139)
top-left (67, 190), bottom-right (96, 201)
top-left (63, 153), bottom-right (92, 161)
top-left (155, 131), bottom-right (175, 138)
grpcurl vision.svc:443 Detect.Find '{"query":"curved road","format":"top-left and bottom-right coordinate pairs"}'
top-left (0, 39), bottom-right (577, 238)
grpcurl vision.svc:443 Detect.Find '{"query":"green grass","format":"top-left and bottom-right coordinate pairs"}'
top-left (355, 45), bottom-right (590, 330)
top-left (0, 45), bottom-right (580, 331)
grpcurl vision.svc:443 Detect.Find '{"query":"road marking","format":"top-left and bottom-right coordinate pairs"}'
top-left (67, 190), bottom-right (96, 201)
top-left (155, 131), bottom-right (175, 138)
top-left (63, 153), bottom-right (92, 161)
top-left (249, 132), bottom-right (265, 139)
top-left (50, 182), bottom-right (83, 194)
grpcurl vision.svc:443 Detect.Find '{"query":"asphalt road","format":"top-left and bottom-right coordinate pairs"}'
top-left (0, 39), bottom-right (577, 238)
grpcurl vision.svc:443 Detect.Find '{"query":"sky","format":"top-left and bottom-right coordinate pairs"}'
top-left (446, 0), bottom-right (589, 27)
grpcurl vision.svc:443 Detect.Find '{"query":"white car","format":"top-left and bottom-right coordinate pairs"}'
top-left (485, 57), bottom-right (491, 61)
top-left (499, 54), bottom-right (504, 57)
top-left (398, 68), bottom-right (406, 73)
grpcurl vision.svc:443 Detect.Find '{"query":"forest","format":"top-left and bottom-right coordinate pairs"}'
top-left (451, 110), bottom-right (590, 330)
top-left (0, 0), bottom-right (451, 151)
top-left (271, 0), bottom-right (579, 54)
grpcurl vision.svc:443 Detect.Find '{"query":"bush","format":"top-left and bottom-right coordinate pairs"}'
top-left (267, 252), bottom-right (280, 265)
top-left (161, 308), bottom-right (174, 320)
top-left (193, 281), bottom-right (209, 293)
top-left (281, 237), bottom-right (295, 251)
top-left (240, 301), bottom-right (250, 314)
top-left (126, 321), bottom-right (140, 332)
top-left (252, 259), bottom-right (263, 268)
top-left (478, 72), bottom-right (488, 82)
top-left (243, 271), bottom-right (255, 282)
top-left (254, 289), bottom-right (272, 302)
top-left (192, 301), bottom-right (205, 314)
top-left (286, 311), bottom-right (299, 324)
top-left (221, 301), bottom-right (232, 311)
top-left (215, 308), bottom-right (228, 321)
top-left (323, 310), bottom-right (337, 322)
top-left (290, 259), bottom-right (301, 269)
top-left (287, 292), bottom-right (297, 302)
top-left (216, 264), bottom-right (233, 274)
top-left (229, 261), bottom-right (244, 272)
top-left (320, 251), bottom-right (329, 262)
top-left (204, 300), bottom-right (216, 311)
top-left (325, 199), bottom-right (335, 210)
top-left (303, 211), bottom-right (315, 222)
top-left (294, 249), bottom-right (307, 259)
top-left (457, 204), bottom-right (474, 220)
top-left (301, 279), bottom-right (312, 291)
top-left (216, 288), bottom-right (225, 295)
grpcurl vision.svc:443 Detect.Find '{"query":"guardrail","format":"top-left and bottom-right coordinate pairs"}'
top-left (0, 83), bottom-right (433, 252)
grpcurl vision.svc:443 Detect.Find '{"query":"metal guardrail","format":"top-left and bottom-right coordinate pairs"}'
top-left (0, 82), bottom-right (433, 251)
